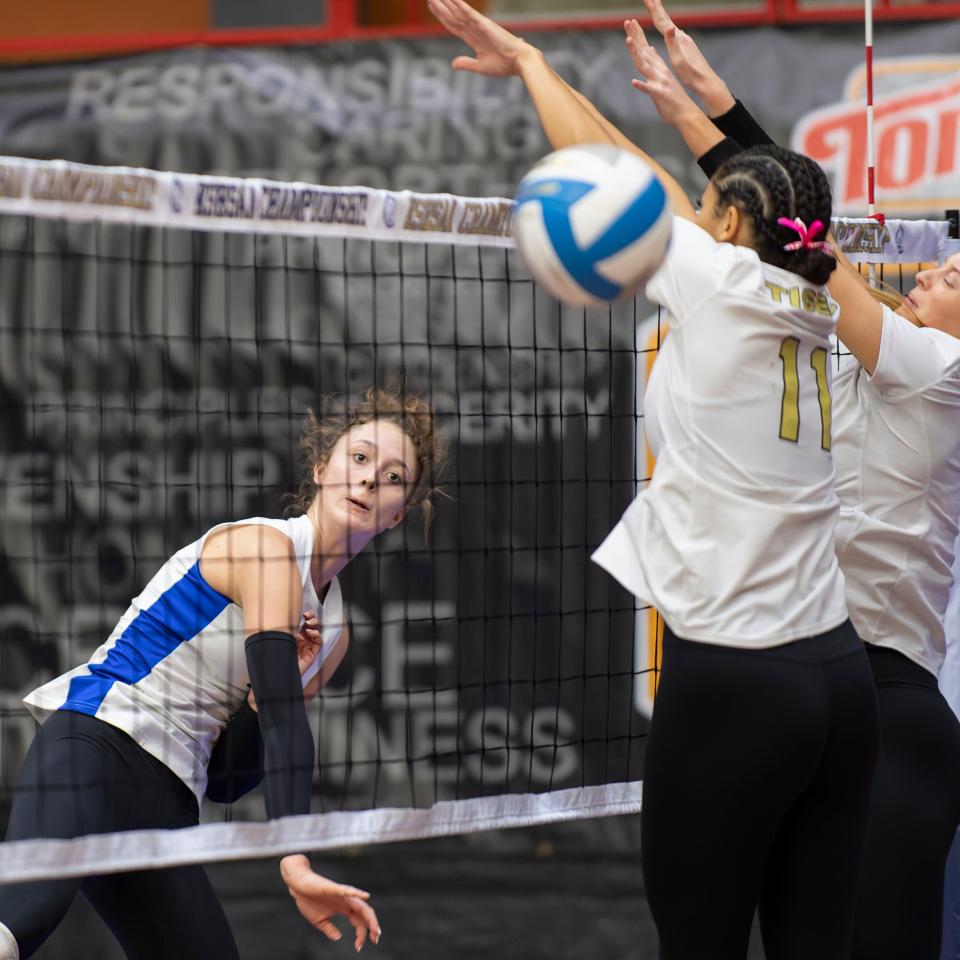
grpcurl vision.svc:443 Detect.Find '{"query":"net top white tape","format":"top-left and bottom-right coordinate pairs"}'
top-left (0, 155), bottom-right (514, 249)
top-left (0, 784), bottom-right (642, 883)
top-left (0, 155), bottom-right (951, 262)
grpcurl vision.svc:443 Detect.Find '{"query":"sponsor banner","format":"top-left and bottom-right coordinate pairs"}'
top-left (0, 155), bottom-right (514, 246)
top-left (2, 22), bottom-right (960, 217)
top-left (831, 216), bottom-right (949, 263)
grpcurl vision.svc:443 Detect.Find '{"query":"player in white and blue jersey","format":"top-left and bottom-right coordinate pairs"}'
top-left (0, 386), bottom-right (445, 960)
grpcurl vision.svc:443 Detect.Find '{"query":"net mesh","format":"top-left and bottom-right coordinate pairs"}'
top-left (0, 155), bottom-right (952, 881)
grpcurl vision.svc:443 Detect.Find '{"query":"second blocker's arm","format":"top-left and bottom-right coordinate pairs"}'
top-left (427, 0), bottom-right (696, 220)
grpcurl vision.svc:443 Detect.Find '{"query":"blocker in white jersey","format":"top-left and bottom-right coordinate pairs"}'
top-left (833, 304), bottom-right (960, 677)
top-left (593, 215), bottom-right (847, 647)
top-left (824, 258), bottom-right (960, 960)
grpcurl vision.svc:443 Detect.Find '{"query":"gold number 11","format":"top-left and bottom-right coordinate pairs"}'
top-left (779, 337), bottom-right (831, 450)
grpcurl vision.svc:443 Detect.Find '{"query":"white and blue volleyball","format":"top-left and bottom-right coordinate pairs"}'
top-left (512, 144), bottom-right (671, 307)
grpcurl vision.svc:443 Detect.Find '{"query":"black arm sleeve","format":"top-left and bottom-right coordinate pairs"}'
top-left (697, 136), bottom-right (746, 179)
top-left (244, 630), bottom-right (314, 819)
top-left (697, 99), bottom-right (778, 179)
top-left (712, 98), bottom-right (775, 149)
top-left (206, 699), bottom-right (264, 804)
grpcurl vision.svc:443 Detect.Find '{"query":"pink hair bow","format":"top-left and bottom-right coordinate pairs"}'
top-left (777, 217), bottom-right (830, 252)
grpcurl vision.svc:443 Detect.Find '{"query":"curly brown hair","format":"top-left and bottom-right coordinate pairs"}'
top-left (284, 386), bottom-right (447, 534)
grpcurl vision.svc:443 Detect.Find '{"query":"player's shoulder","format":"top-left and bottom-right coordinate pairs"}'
top-left (926, 325), bottom-right (960, 369)
top-left (658, 217), bottom-right (763, 302)
top-left (203, 518), bottom-right (295, 563)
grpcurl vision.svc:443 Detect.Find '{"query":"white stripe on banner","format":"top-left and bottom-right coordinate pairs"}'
top-left (0, 155), bottom-right (950, 262)
top-left (0, 155), bottom-right (514, 248)
top-left (0, 782), bottom-right (643, 883)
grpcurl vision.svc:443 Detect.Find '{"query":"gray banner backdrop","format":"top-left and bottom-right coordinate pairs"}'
top-left (2, 21), bottom-right (959, 210)
top-left (1, 20), bottom-right (958, 824)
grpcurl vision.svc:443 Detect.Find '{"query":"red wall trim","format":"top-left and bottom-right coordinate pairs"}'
top-left (1, 1), bottom-right (959, 60)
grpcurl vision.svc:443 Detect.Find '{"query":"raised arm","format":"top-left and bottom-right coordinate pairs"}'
top-left (637, 0), bottom-right (735, 117)
top-left (626, 0), bottom-right (890, 373)
top-left (827, 247), bottom-right (885, 374)
top-left (426, 0), bottom-right (695, 219)
top-left (622, 18), bottom-right (725, 161)
top-left (626, 0), bottom-right (773, 162)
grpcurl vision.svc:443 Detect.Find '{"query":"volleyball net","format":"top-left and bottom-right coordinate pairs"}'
top-left (0, 155), bottom-right (952, 882)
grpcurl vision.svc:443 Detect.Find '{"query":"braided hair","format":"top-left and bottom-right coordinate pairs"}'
top-left (711, 144), bottom-right (836, 286)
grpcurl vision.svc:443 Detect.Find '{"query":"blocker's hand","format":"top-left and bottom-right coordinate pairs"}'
top-left (636, 0), bottom-right (734, 114)
top-left (426, 0), bottom-right (540, 77)
top-left (624, 19), bottom-right (699, 126)
top-left (281, 855), bottom-right (381, 952)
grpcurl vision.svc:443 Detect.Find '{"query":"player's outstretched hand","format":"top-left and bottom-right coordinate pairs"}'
top-left (281, 855), bottom-right (382, 952)
top-left (427, 0), bottom-right (540, 77)
top-left (636, 0), bottom-right (734, 115)
top-left (624, 19), bottom-right (699, 126)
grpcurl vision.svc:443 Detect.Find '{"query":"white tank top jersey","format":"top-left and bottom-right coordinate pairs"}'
top-left (832, 305), bottom-right (960, 677)
top-left (24, 514), bottom-right (345, 803)
top-left (593, 216), bottom-right (848, 647)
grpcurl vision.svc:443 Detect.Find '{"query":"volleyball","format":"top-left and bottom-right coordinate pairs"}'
top-left (512, 144), bottom-right (672, 307)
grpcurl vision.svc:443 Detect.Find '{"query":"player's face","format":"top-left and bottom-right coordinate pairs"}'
top-left (695, 182), bottom-right (742, 246)
top-left (898, 254), bottom-right (960, 339)
top-left (695, 182), bottom-right (725, 239)
top-left (315, 420), bottom-right (418, 535)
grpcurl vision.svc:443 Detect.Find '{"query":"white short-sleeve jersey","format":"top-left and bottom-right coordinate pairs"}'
top-left (24, 514), bottom-right (345, 803)
top-left (593, 217), bottom-right (848, 647)
top-left (833, 305), bottom-right (960, 676)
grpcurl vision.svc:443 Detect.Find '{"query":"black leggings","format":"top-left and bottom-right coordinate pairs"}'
top-left (642, 621), bottom-right (879, 960)
top-left (0, 711), bottom-right (240, 960)
top-left (852, 646), bottom-right (960, 960)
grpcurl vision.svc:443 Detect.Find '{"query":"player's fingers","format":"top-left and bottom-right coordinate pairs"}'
top-left (643, 0), bottom-right (677, 37)
top-left (631, 45), bottom-right (658, 76)
top-left (349, 898), bottom-right (381, 945)
top-left (353, 918), bottom-right (368, 953)
top-left (451, 55), bottom-right (485, 72)
top-left (624, 18), bottom-right (649, 48)
top-left (625, 36), bottom-right (648, 73)
top-left (647, 45), bottom-right (670, 72)
top-left (316, 919), bottom-right (342, 941)
top-left (329, 883), bottom-right (371, 900)
top-left (448, 0), bottom-right (481, 19)
top-left (426, 0), bottom-right (458, 30)
top-left (436, 0), bottom-right (474, 30)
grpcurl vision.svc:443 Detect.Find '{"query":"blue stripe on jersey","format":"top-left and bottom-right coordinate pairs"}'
top-left (61, 562), bottom-right (231, 716)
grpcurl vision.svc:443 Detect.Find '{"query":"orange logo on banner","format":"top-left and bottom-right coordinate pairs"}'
top-left (792, 58), bottom-right (960, 215)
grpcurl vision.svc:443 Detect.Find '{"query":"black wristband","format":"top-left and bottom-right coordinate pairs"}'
top-left (698, 136), bottom-right (745, 179)
top-left (712, 99), bottom-right (775, 148)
